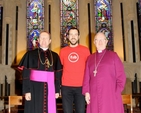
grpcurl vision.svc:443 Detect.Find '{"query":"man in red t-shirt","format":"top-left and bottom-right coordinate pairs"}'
top-left (59, 27), bottom-right (90, 113)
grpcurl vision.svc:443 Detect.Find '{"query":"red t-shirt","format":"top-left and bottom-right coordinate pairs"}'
top-left (59, 45), bottom-right (90, 87)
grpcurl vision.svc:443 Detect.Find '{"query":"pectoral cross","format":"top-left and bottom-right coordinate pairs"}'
top-left (45, 58), bottom-right (50, 68)
top-left (93, 70), bottom-right (97, 77)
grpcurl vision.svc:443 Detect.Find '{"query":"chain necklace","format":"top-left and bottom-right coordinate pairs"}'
top-left (38, 48), bottom-right (53, 68)
top-left (93, 50), bottom-right (106, 77)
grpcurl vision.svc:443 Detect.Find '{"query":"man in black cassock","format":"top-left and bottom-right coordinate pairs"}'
top-left (18, 31), bottom-right (62, 113)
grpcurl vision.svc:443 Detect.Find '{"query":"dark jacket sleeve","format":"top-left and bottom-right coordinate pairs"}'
top-left (53, 52), bottom-right (62, 93)
top-left (22, 68), bottom-right (31, 94)
top-left (18, 52), bottom-right (31, 95)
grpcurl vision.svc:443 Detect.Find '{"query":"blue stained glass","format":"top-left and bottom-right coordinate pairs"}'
top-left (27, 0), bottom-right (44, 50)
top-left (95, 0), bottom-right (113, 50)
top-left (139, 0), bottom-right (141, 15)
top-left (60, 0), bottom-right (79, 47)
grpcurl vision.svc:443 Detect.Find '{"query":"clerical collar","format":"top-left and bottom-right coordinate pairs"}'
top-left (97, 49), bottom-right (106, 53)
top-left (98, 50), bottom-right (102, 53)
top-left (40, 47), bottom-right (48, 51)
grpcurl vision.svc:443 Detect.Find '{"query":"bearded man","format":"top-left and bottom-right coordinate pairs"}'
top-left (59, 27), bottom-right (90, 113)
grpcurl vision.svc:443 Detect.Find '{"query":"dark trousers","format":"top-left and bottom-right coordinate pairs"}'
top-left (61, 86), bottom-right (85, 113)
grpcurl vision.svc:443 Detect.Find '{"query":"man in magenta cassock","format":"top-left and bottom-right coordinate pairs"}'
top-left (18, 31), bottom-right (62, 113)
top-left (82, 32), bottom-right (126, 113)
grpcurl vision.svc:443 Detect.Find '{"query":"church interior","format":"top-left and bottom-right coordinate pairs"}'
top-left (0, 0), bottom-right (141, 112)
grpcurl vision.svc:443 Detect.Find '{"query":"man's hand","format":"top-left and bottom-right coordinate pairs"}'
top-left (55, 93), bottom-right (60, 99)
top-left (25, 93), bottom-right (31, 101)
top-left (85, 92), bottom-right (90, 104)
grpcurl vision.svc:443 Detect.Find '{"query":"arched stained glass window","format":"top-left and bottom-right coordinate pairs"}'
top-left (95, 0), bottom-right (113, 50)
top-left (60, 0), bottom-right (79, 47)
top-left (27, 0), bottom-right (44, 50)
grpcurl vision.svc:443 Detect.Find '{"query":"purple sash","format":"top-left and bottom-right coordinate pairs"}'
top-left (30, 70), bottom-right (56, 113)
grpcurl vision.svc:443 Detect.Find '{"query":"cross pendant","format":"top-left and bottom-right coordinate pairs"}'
top-left (93, 70), bottom-right (97, 77)
top-left (45, 59), bottom-right (50, 68)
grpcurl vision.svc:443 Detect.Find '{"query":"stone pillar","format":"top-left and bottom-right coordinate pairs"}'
top-left (49, 0), bottom-right (61, 53)
top-left (2, 0), bottom-right (16, 65)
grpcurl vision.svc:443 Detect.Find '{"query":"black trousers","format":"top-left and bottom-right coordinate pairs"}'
top-left (61, 86), bottom-right (85, 113)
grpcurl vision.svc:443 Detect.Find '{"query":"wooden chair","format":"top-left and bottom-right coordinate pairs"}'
top-left (8, 96), bottom-right (23, 113)
top-left (122, 94), bottom-right (133, 113)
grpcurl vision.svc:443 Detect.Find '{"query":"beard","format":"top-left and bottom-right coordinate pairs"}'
top-left (69, 38), bottom-right (79, 45)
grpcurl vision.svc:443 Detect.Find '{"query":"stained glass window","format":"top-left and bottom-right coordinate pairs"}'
top-left (60, 0), bottom-right (79, 47)
top-left (139, 0), bottom-right (141, 38)
top-left (0, 6), bottom-right (2, 64)
top-left (0, 6), bottom-right (2, 46)
top-left (27, 0), bottom-right (44, 50)
top-left (95, 0), bottom-right (113, 50)
top-left (139, 0), bottom-right (141, 14)
top-left (0, 7), bottom-right (1, 18)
